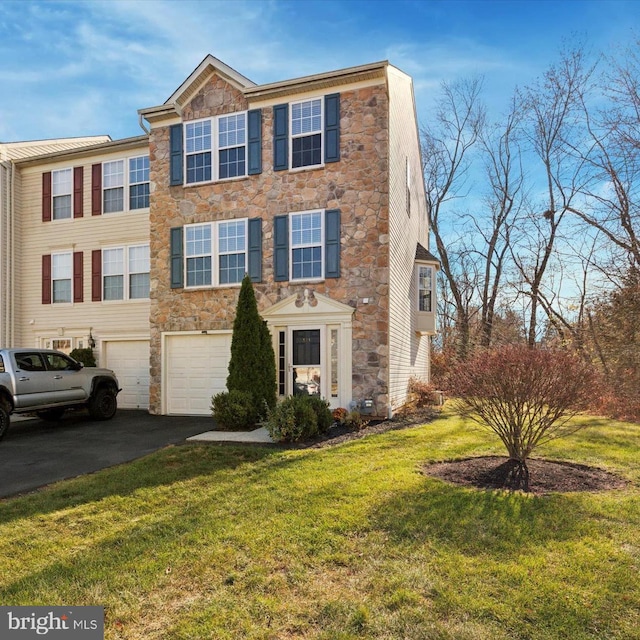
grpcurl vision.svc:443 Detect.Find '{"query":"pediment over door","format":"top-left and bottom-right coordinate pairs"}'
top-left (262, 290), bottom-right (355, 324)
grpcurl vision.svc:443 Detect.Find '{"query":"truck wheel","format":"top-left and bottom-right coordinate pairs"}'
top-left (88, 388), bottom-right (117, 420)
top-left (0, 406), bottom-right (9, 441)
top-left (36, 408), bottom-right (65, 422)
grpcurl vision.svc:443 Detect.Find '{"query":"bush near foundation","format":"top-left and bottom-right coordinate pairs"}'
top-left (266, 395), bottom-right (332, 442)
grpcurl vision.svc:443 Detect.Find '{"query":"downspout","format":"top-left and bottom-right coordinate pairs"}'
top-left (10, 160), bottom-right (15, 346)
top-left (138, 113), bottom-right (149, 135)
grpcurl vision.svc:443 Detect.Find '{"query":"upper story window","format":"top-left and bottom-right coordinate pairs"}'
top-left (417, 265), bottom-right (433, 312)
top-left (52, 252), bottom-right (73, 303)
top-left (95, 155), bottom-right (150, 215)
top-left (273, 94), bottom-right (339, 172)
top-left (52, 169), bottom-right (73, 220)
top-left (103, 160), bottom-right (125, 213)
top-left (185, 113), bottom-right (247, 184)
top-left (129, 156), bottom-right (150, 209)
top-left (184, 219), bottom-right (247, 287)
top-left (291, 99), bottom-right (323, 169)
top-left (102, 244), bottom-right (150, 301)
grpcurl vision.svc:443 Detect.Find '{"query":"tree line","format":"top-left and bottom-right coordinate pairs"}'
top-left (423, 38), bottom-right (640, 420)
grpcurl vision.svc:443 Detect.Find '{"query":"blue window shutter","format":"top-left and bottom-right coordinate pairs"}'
top-left (273, 104), bottom-right (288, 171)
top-left (325, 209), bottom-right (341, 279)
top-left (248, 218), bottom-right (262, 282)
top-left (170, 124), bottom-right (183, 186)
top-left (274, 215), bottom-right (289, 281)
top-left (247, 109), bottom-right (262, 175)
top-left (170, 226), bottom-right (184, 288)
top-left (324, 93), bottom-right (340, 163)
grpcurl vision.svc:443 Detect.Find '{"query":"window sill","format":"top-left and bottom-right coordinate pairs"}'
top-left (183, 175), bottom-right (249, 188)
top-left (181, 283), bottom-right (243, 291)
top-left (288, 164), bottom-right (325, 174)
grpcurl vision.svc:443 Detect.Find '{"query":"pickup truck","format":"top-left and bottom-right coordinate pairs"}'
top-left (0, 348), bottom-right (120, 441)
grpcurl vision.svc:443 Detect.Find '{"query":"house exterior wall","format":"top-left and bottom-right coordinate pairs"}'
top-left (387, 67), bottom-right (431, 410)
top-left (14, 142), bottom-right (150, 358)
top-left (147, 71), bottom-right (392, 415)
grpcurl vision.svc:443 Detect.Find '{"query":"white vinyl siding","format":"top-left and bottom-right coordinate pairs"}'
top-left (14, 144), bottom-right (150, 350)
top-left (387, 67), bottom-right (431, 410)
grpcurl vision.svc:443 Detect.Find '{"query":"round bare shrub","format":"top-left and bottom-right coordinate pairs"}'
top-left (449, 345), bottom-right (598, 491)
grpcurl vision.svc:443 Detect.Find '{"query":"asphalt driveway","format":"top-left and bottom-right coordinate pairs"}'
top-left (0, 410), bottom-right (216, 499)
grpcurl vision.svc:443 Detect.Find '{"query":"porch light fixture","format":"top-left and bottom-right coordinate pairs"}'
top-left (88, 329), bottom-right (96, 349)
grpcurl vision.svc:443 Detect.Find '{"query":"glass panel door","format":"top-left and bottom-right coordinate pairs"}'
top-left (292, 329), bottom-right (321, 397)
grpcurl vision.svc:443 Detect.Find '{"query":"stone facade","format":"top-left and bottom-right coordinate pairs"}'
top-left (148, 72), bottom-right (391, 414)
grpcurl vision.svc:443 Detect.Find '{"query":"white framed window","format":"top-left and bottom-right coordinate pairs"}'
top-left (103, 160), bottom-right (125, 213)
top-left (103, 245), bottom-right (150, 300)
top-left (184, 219), bottom-right (248, 287)
top-left (102, 156), bottom-right (150, 214)
top-left (290, 210), bottom-right (323, 280)
top-left (417, 265), bottom-right (433, 312)
top-left (129, 156), bottom-right (150, 209)
top-left (52, 168), bottom-right (73, 220)
top-left (52, 252), bottom-right (72, 303)
top-left (185, 113), bottom-right (247, 184)
top-left (290, 98), bottom-right (323, 169)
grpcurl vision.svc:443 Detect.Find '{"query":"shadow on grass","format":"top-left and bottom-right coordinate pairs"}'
top-left (0, 443), bottom-right (283, 525)
top-left (369, 477), bottom-right (592, 557)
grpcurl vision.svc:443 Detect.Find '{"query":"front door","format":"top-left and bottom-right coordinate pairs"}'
top-left (291, 329), bottom-right (322, 397)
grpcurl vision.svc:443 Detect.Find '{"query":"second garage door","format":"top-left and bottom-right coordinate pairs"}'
top-left (165, 333), bottom-right (232, 415)
top-left (104, 340), bottom-right (150, 410)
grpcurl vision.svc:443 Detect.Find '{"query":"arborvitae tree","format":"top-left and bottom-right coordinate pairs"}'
top-left (226, 275), bottom-right (276, 419)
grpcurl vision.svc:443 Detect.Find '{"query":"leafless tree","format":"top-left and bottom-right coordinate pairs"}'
top-left (422, 78), bottom-right (485, 359)
top-left (512, 46), bottom-right (596, 346)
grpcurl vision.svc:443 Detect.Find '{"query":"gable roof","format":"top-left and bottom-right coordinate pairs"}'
top-left (415, 243), bottom-right (440, 265)
top-left (164, 54), bottom-right (257, 108)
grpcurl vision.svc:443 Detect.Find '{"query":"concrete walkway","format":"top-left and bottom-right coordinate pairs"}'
top-left (186, 426), bottom-right (275, 444)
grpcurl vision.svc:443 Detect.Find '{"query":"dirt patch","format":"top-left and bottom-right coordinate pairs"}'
top-left (423, 456), bottom-right (629, 495)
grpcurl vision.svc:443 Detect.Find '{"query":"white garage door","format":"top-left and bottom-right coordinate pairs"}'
top-left (105, 340), bottom-right (150, 410)
top-left (165, 333), bottom-right (232, 415)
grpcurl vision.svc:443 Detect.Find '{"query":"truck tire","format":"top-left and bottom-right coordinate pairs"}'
top-left (0, 405), bottom-right (9, 441)
top-left (88, 387), bottom-right (118, 420)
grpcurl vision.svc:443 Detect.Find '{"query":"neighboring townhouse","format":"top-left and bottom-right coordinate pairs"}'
top-left (1, 136), bottom-right (110, 347)
top-left (3, 55), bottom-right (438, 419)
top-left (140, 56), bottom-right (438, 417)
top-left (6, 136), bottom-right (152, 410)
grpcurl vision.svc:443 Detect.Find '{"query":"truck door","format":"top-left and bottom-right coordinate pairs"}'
top-left (12, 352), bottom-right (56, 408)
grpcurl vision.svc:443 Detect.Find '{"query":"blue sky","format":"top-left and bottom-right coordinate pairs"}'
top-left (0, 0), bottom-right (639, 143)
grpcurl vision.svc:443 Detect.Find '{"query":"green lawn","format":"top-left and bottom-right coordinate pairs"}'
top-left (1, 408), bottom-right (638, 639)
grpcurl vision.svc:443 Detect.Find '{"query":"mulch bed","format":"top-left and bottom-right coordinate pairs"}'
top-left (287, 407), bottom-right (629, 495)
top-left (423, 456), bottom-right (629, 495)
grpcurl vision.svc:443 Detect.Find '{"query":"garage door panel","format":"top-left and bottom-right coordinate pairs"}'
top-left (105, 340), bottom-right (150, 410)
top-left (166, 334), bottom-right (232, 416)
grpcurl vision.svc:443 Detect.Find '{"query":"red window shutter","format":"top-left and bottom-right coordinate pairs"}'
top-left (91, 163), bottom-right (102, 216)
top-left (73, 166), bottom-right (84, 218)
top-left (92, 249), bottom-right (102, 301)
top-left (73, 251), bottom-right (83, 303)
top-left (42, 172), bottom-right (52, 222)
top-left (42, 254), bottom-right (52, 304)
